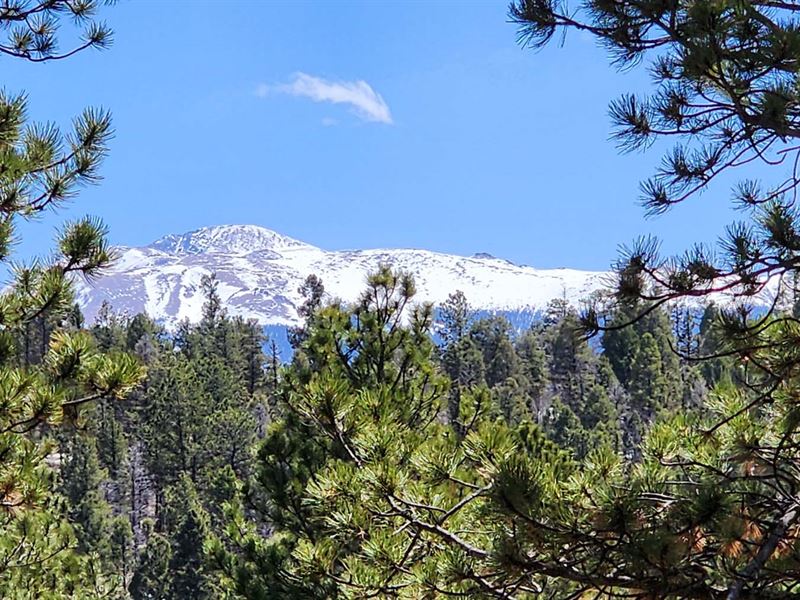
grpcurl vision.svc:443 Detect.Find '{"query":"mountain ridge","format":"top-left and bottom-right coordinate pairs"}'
top-left (73, 224), bottom-right (614, 328)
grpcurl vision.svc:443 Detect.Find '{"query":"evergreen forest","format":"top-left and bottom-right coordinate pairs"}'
top-left (8, 1), bottom-right (800, 599)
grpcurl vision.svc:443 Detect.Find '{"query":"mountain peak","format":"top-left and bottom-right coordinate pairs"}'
top-left (148, 224), bottom-right (313, 255)
top-left (72, 223), bottom-right (632, 330)
top-left (73, 223), bottom-right (775, 332)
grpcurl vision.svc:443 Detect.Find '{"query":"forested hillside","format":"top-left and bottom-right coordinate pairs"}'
top-left (9, 0), bottom-right (800, 598)
top-left (36, 267), bottom-right (733, 597)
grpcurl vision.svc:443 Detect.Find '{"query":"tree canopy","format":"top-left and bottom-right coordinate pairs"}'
top-left (0, 3), bottom-right (145, 596)
top-left (203, 3), bottom-right (800, 599)
top-left (8, 2), bottom-right (800, 599)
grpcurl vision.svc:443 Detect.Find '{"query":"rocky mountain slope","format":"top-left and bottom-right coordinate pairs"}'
top-left (73, 225), bottom-right (612, 327)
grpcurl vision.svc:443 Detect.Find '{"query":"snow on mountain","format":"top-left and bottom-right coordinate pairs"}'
top-left (73, 224), bottom-right (614, 328)
top-left (149, 224), bottom-right (313, 255)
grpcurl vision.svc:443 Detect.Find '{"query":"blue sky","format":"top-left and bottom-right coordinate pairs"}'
top-left (7, 1), bottom-right (748, 270)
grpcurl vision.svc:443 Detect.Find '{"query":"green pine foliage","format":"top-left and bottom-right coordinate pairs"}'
top-left (129, 523), bottom-right (172, 600)
top-left (201, 261), bottom-right (778, 599)
top-left (59, 434), bottom-right (115, 560)
top-left (164, 476), bottom-right (219, 599)
top-left (75, 277), bottom-right (270, 597)
top-left (74, 277), bottom-right (764, 599)
top-left (14, 2), bottom-right (800, 598)
top-left (0, 4), bottom-right (146, 596)
top-left (208, 268), bottom-right (594, 596)
top-left (210, 266), bottom-right (451, 598)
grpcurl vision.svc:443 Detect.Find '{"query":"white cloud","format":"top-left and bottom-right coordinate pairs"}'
top-left (260, 72), bottom-right (393, 124)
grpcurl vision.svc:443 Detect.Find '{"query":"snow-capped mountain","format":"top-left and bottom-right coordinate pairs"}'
top-left (73, 224), bottom-right (613, 328)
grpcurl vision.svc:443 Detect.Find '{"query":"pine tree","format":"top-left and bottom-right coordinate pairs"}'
top-left (125, 284), bottom-right (262, 596)
top-left (126, 313), bottom-right (158, 353)
top-left (60, 434), bottom-right (112, 556)
top-left (439, 292), bottom-right (485, 432)
top-left (58, 432), bottom-right (126, 592)
top-left (504, 3), bottom-right (800, 596)
top-left (129, 523), bottom-right (172, 600)
top-left (544, 395), bottom-right (591, 456)
top-left (470, 316), bottom-right (520, 388)
top-left (95, 400), bottom-right (130, 480)
top-left (697, 303), bottom-right (736, 388)
top-left (627, 332), bottom-right (669, 419)
top-left (110, 515), bottom-right (134, 590)
top-left (439, 289), bottom-right (472, 345)
top-left (0, 4), bottom-right (144, 594)
top-left (211, 267), bottom-right (451, 598)
top-left (211, 273), bottom-right (601, 597)
top-left (93, 301), bottom-right (129, 352)
top-left (239, 318), bottom-right (266, 395)
top-left (211, 269), bottom-right (800, 597)
top-left (141, 345), bottom-right (255, 511)
top-left (288, 274), bottom-right (325, 349)
top-left (602, 305), bottom-right (643, 387)
top-left (165, 476), bottom-right (217, 600)
top-left (515, 328), bottom-right (550, 421)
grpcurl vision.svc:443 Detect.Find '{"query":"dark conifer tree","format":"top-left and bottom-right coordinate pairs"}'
top-left (515, 328), bottom-right (550, 421)
top-left (129, 523), bottom-right (172, 600)
top-left (288, 274), bottom-right (325, 349)
top-left (211, 267), bottom-right (450, 598)
top-left (439, 291), bottom-right (485, 432)
top-left (165, 476), bottom-right (216, 600)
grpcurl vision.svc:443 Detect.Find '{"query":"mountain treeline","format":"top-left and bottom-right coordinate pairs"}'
top-left (35, 266), bottom-right (734, 598)
top-left (10, 0), bottom-right (800, 598)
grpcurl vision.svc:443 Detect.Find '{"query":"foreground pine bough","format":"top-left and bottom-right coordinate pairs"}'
top-left (201, 266), bottom-right (800, 599)
top-left (0, 1), bottom-right (145, 597)
top-left (6, 0), bottom-right (800, 598)
top-left (210, 1), bottom-right (800, 598)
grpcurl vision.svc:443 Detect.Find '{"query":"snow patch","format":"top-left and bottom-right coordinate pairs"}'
top-left (75, 224), bottom-right (617, 328)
